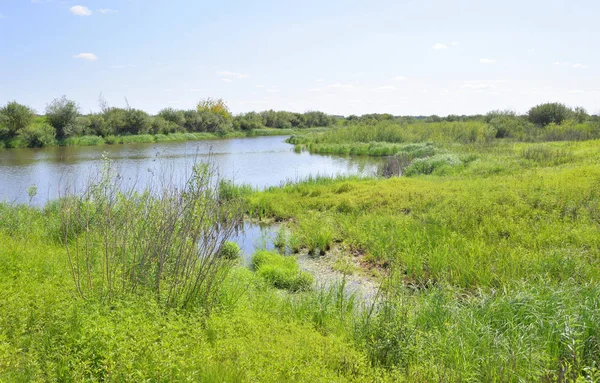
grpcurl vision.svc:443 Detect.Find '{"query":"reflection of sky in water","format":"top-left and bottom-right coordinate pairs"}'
top-left (0, 136), bottom-right (382, 205)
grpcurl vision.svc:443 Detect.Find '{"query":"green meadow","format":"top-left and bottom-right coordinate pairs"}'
top-left (1, 104), bottom-right (600, 381)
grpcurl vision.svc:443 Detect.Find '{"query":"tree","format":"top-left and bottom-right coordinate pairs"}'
top-left (574, 107), bottom-right (589, 123)
top-left (197, 98), bottom-right (231, 120)
top-left (0, 101), bottom-right (36, 137)
top-left (528, 103), bottom-right (573, 126)
top-left (46, 96), bottom-right (80, 139)
top-left (18, 122), bottom-right (56, 147)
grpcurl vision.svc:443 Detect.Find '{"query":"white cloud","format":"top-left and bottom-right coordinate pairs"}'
top-left (432, 43), bottom-right (448, 50)
top-left (110, 65), bottom-right (125, 69)
top-left (222, 78), bottom-right (233, 83)
top-left (392, 76), bottom-right (407, 81)
top-left (255, 85), bottom-right (265, 88)
top-left (377, 85), bottom-right (397, 91)
top-left (460, 80), bottom-right (507, 91)
top-left (554, 61), bottom-right (590, 69)
top-left (189, 88), bottom-right (204, 92)
top-left (0, 13), bottom-right (6, 19)
top-left (73, 53), bottom-right (98, 61)
top-left (216, 70), bottom-right (249, 79)
top-left (572, 63), bottom-right (589, 69)
top-left (450, 41), bottom-right (459, 46)
top-left (568, 90), bottom-right (585, 94)
top-left (98, 8), bottom-right (118, 14)
top-left (325, 83), bottom-right (358, 91)
top-left (479, 58), bottom-right (496, 64)
top-left (70, 5), bottom-right (92, 16)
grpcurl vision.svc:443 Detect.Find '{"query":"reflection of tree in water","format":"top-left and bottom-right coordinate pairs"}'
top-left (323, 153), bottom-right (383, 176)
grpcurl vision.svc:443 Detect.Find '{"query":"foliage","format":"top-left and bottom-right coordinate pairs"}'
top-left (45, 95), bottom-right (80, 138)
top-left (528, 102), bottom-right (574, 126)
top-left (252, 250), bottom-right (314, 291)
top-left (218, 241), bottom-right (242, 260)
top-left (59, 159), bottom-right (244, 310)
top-left (197, 98), bottom-right (232, 120)
top-left (17, 122), bottom-right (56, 147)
top-left (0, 101), bottom-right (36, 137)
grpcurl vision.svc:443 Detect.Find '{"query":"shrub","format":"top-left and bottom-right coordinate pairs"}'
top-left (0, 101), bottom-right (36, 137)
top-left (197, 98), bottom-right (232, 120)
top-left (122, 108), bottom-right (151, 135)
top-left (218, 241), bottom-right (242, 260)
top-left (251, 250), bottom-right (313, 292)
top-left (45, 96), bottom-right (80, 138)
top-left (528, 103), bottom-right (573, 126)
top-left (150, 116), bottom-right (182, 134)
top-left (158, 107), bottom-right (185, 127)
top-left (17, 122), bottom-right (56, 147)
top-left (234, 112), bottom-right (264, 131)
top-left (404, 154), bottom-right (462, 176)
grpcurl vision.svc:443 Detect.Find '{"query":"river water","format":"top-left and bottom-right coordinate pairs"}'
top-left (0, 136), bottom-right (381, 206)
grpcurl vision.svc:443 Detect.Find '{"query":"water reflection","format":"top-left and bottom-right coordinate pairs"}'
top-left (0, 136), bottom-right (382, 205)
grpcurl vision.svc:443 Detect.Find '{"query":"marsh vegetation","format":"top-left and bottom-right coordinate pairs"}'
top-left (1, 102), bottom-right (600, 381)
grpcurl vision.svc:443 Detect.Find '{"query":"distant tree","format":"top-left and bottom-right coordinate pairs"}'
top-left (0, 113), bottom-right (9, 139)
top-left (158, 107), bottom-right (185, 127)
top-left (18, 122), bottom-right (56, 147)
top-left (528, 103), bottom-right (573, 126)
top-left (197, 98), bottom-right (231, 120)
top-left (122, 109), bottom-right (151, 135)
top-left (234, 112), bottom-right (263, 131)
top-left (303, 111), bottom-right (334, 127)
top-left (573, 107), bottom-right (589, 123)
top-left (425, 115), bottom-right (443, 123)
top-left (0, 101), bottom-right (36, 137)
top-left (46, 96), bottom-right (80, 139)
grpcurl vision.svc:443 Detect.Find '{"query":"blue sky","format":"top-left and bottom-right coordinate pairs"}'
top-left (0, 0), bottom-right (598, 116)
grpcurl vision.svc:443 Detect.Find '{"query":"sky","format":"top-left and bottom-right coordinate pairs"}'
top-left (0, 0), bottom-right (598, 116)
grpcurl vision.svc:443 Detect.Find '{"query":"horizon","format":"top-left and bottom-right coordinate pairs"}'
top-left (0, 0), bottom-right (598, 116)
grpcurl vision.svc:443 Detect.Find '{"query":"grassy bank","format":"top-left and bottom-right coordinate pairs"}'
top-left (239, 137), bottom-right (600, 380)
top-left (3, 118), bottom-right (600, 380)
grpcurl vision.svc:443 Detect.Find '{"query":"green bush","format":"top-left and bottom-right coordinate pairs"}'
top-left (218, 241), bottom-right (242, 260)
top-left (528, 103), bottom-right (574, 126)
top-left (252, 251), bottom-right (313, 291)
top-left (17, 122), bottom-right (56, 147)
top-left (45, 96), bottom-right (80, 138)
top-left (0, 101), bottom-right (36, 137)
top-left (158, 107), bottom-right (185, 127)
top-left (403, 154), bottom-right (462, 176)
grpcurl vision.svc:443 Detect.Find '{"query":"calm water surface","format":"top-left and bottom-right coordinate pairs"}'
top-left (0, 136), bottom-right (380, 205)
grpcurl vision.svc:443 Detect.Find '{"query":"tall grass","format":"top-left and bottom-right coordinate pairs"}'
top-left (59, 157), bottom-right (245, 311)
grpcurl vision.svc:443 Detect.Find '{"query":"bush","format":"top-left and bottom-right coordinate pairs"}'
top-left (234, 112), bottom-right (264, 131)
top-left (197, 98), bottom-right (232, 120)
top-left (251, 251), bottom-right (313, 292)
top-left (158, 107), bottom-right (185, 127)
top-left (45, 96), bottom-right (80, 138)
top-left (17, 122), bottom-right (56, 147)
top-left (218, 241), bottom-right (242, 260)
top-left (404, 154), bottom-right (462, 176)
top-left (0, 101), bottom-right (36, 137)
top-left (122, 108), bottom-right (151, 135)
top-left (150, 116), bottom-right (182, 134)
top-left (528, 103), bottom-right (573, 126)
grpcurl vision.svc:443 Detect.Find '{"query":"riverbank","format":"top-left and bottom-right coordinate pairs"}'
top-left (0, 127), bottom-right (330, 150)
top-left (241, 137), bottom-right (600, 380)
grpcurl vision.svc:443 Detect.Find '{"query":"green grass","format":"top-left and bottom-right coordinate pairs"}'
top-left (252, 250), bottom-right (314, 291)
top-left (3, 119), bottom-right (600, 380)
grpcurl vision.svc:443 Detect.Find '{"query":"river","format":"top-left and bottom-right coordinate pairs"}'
top-left (0, 136), bottom-right (381, 206)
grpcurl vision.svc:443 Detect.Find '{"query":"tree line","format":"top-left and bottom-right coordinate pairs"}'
top-left (0, 97), bottom-right (337, 148)
top-left (0, 97), bottom-right (596, 148)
